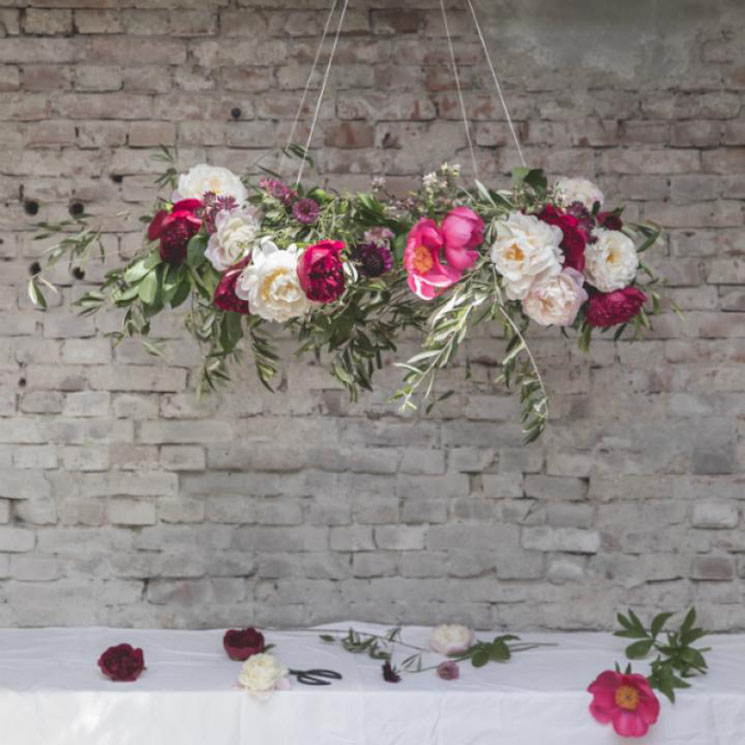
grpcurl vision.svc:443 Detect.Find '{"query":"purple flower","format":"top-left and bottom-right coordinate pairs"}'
top-left (352, 242), bottom-right (393, 278)
top-left (565, 201), bottom-right (595, 239)
top-left (293, 198), bottom-right (320, 225)
top-left (260, 178), bottom-right (291, 202)
top-left (382, 661), bottom-right (401, 683)
top-left (436, 661), bottom-right (460, 681)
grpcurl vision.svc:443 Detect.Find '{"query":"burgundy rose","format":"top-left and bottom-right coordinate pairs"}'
top-left (297, 239), bottom-right (346, 304)
top-left (597, 211), bottom-right (624, 231)
top-left (538, 203), bottom-right (588, 272)
top-left (585, 287), bottom-right (647, 328)
top-left (148, 198), bottom-right (203, 264)
top-left (436, 661), bottom-right (460, 681)
top-left (214, 255), bottom-right (251, 315)
top-left (382, 661), bottom-right (401, 683)
top-left (97, 643), bottom-right (145, 682)
top-left (223, 626), bottom-right (266, 661)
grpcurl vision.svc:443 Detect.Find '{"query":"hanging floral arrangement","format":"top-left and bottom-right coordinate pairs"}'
top-left (30, 150), bottom-right (664, 442)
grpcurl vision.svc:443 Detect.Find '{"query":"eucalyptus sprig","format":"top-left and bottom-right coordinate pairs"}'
top-left (615, 607), bottom-right (710, 702)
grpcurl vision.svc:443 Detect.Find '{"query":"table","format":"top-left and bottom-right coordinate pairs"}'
top-left (1, 622), bottom-right (743, 744)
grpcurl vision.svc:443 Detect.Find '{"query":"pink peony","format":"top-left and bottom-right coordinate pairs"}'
top-left (297, 239), bottom-right (346, 304)
top-left (148, 198), bottom-right (203, 264)
top-left (404, 218), bottom-right (462, 300)
top-left (585, 287), bottom-right (646, 328)
top-left (441, 206), bottom-right (484, 271)
top-left (214, 255), bottom-right (251, 315)
top-left (588, 670), bottom-right (660, 738)
top-left (436, 661), bottom-right (460, 681)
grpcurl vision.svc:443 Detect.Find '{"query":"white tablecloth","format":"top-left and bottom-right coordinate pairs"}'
top-left (0, 622), bottom-right (743, 745)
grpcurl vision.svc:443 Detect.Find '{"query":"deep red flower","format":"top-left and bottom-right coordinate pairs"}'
top-left (585, 287), bottom-right (646, 328)
top-left (223, 627), bottom-right (266, 661)
top-left (597, 211), bottom-right (624, 231)
top-left (97, 643), bottom-right (145, 682)
top-left (148, 199), bottom-right (202, 264)
top-left (538, 204), bottom-right (588, 272)
top-left (214, 255), bottom-right (251, 315)
top-left (297, 240), bottom-right (346, 304)
top-left (382, 661), bottom-right (401, 683)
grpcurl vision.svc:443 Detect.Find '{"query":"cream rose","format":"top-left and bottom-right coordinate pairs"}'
top-left (205, 209), bottom-right (261, 272)
top-left (235, 238), bottom-right (311, 322)
top-left (490, 212), bottom-right (563, 301)
top-left (173, 164), bottom-right (247, 204)
top-left (237, 653), bottom-right (290, 699)
top-left (584, 228), bottom-right (638, 292)
top-left (553, 176), bottom-right (604, 210)
top-left (522, 268), bottom-right (588, 327)
top-left (430, 624), bottom-right (475, 656)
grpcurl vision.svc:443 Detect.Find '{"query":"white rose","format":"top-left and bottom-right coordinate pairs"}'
top-left (235, 238), bottom-right (311, 323)
top-left (522, 268), bottom-right (588, 327)
top-left (237, 653), bottom-right (289, 700)
top-left (205, 209), bottom-right (261, 272)
top-left (173, 164), bottom-right (247, 204)
top-left (490, 212), bottom-right (563, 300)
top-left (430, 624), bottom-right (475, 656)
top-left (553, 177), bottom-right (604, 210)
top-left (584, 228), bottom-right (638, 292)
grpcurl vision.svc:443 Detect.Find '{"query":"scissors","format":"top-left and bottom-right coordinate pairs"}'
top-left (288, 668), bottom-right (343, 686)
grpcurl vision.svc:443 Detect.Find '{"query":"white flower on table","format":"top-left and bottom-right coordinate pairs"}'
top-left (553, 176), bottom-right (604, 210)
top-left (205, 209), bottom-right (261, 272)
top-left (522, 268), bottom-right (588, 327)
top-left (490, 212), bottom-right (563, 301)
top-left (430, 624), bottom-right (475, 656)
top-left (235, 238), bottom-right (311, 323)
top-left (173, 163), bottom-right (248, 205)
top-left (237, 653), bottom-right (290, 700)
top-left (584, 228), bottom-right (639, 292)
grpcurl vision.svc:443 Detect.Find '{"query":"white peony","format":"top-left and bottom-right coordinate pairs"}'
top-left (237, 653), bottom-right (290, 699)
top-left (430, 624), bottom-right (475, 656)
top-left (553, 177), bottom-right (604, 210)
top-left (490, 212), bottom-right (563, 301)
top-left (205, 209), bottom-right (261, 272)
top-left (584, 228), bottom-right (639, 292)
top-left (173, 163), bottom-right (247, 204)
top-left (522, 268), bottom-right (588, 327)
top-left (235, 238), bottom-right (311, 323)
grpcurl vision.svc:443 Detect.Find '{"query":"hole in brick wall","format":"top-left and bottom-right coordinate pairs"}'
top-left (382, 132), bottom-right (398, 149)
top-left (24, 200), bottom-right (39, 216)
top-left (18, 378), bottom-right (26, 388)
top-left (29, 261), bottom-right (41, 276)
top-left (72, 267), bottom-right (85, 280)
top-left (111, 174), bottom-right (123, 184)
top-left (69, 202), bottom-right (84, 217)
top-left (231, 107), bottom-right (242, 120)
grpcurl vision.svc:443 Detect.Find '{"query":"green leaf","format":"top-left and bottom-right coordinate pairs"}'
top-left (187, 233), bottom-right (207, 268)
top-left (138, 269), bottom-right (158, 305)
top-left (124, 251), bottom-right (161, 283)
top-left (320, 635), bottom-right (336, 643)
top-left (488, 640), bottom-right (511, 662)
top-left (27, 277), bottom-right (47, 310)
top-left (471, 648), bottom-right (490, 668)
top-left (626, 639), bottom-right (654, 659)
top-left (650, 612), bottom-right (673, 639)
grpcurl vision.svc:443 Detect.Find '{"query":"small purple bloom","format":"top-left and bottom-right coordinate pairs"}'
top-left (382, 661), bottom-right (401, 683)
top-left (293, 197), bottom-right (320, 225)
top-left (436, 661), bottom-right (460, 681)
top-left (260, 178), bottom-right (291, 202)
top-left (565, 201), bottom-right (595, 237)
top-left (353, 242), bottom-right (393, 278)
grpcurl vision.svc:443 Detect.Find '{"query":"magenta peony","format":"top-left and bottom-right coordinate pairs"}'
top-left (297, 240), bottom-right (346, 303)
top-left (441, 206), bottom-right (484, 271)
top-left (588, 670), bottom-right (660, 738)
top-left (223, 627), bottom-right (266, 661)
top-left (214, 255), bottom-right (251, 315)
top-left (404, 218), bottom-right (462, 300)
top-left (148, 198), bottom-right (202, 263)
top-left (97, 643), bottom-right (145, 682)
top-left (585, 287), bottom-right (646, 328)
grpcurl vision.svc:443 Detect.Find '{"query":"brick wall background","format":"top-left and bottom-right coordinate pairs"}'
top-left (0, 0), bottom-right (743, 630)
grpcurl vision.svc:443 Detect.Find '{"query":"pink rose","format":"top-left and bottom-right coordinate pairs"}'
top-left (588, 670), bottom-right (660, 738)
top-left (297, 240), bottom-right (346, 304)
top-left (404, 218), bottom-right (461, 300)
top-left (441, 206), bottom-right (484, 271)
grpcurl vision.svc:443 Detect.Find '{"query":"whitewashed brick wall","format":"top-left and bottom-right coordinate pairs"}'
top-left (0, 0), bottom-right (743, 629)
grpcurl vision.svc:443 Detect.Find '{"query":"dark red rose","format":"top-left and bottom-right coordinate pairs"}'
top-left (297, 239), bottom-right (346, 304)
top-left (223, 627), bottom-right (266, 661)
top-left (382, 661), bottom-right (401, 683)
top-left (585, 287), bottom-right (647, 328)
top-left (97, 643), bottom-right (145, 682)
top-left (538, 204), bottom-right (588, 272)
top-left (597, 211), bottom-right (624, 231)
top-left (214, 255), bottom-right (251, 315)
top-left (148, 199), bottom-right (202, 264)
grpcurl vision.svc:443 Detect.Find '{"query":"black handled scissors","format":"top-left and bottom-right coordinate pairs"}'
top-left (288, 668), bottom-right (342, 686)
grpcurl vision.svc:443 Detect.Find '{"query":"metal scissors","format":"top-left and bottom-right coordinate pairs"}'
top-left (288, 668), bottom-right (343, 686)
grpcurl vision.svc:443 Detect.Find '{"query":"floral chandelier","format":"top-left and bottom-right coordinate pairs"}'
top-left (30, 0), bottom-right (665, 443)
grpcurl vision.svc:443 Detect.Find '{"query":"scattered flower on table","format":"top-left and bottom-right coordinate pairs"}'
top-left (436, 661), bottom-right (460, 681)
top-left (173, 163), bottom-right (247, 205)
top-left (238, 653), bottom-right (290, 699)
top-left (382, 661), bottom-right (401, 683)
top-left (223, 627), bottom-right (267, 661)
top-left (429, 624), bottom-right (475, 656)
top-left (97, 643), bottom-right (145, 682)
top-left (588, 669), bottom-right (660, 738)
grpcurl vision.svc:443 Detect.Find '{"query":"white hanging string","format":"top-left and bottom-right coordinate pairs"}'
top-left (295, 0), bottom-right (349, 186)
top-left (278, 0), bottom-right (339, 177)
top-left (439, 0), bottom-right (479, 179)
top-left (464, 0), bottom-right (526, 167)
